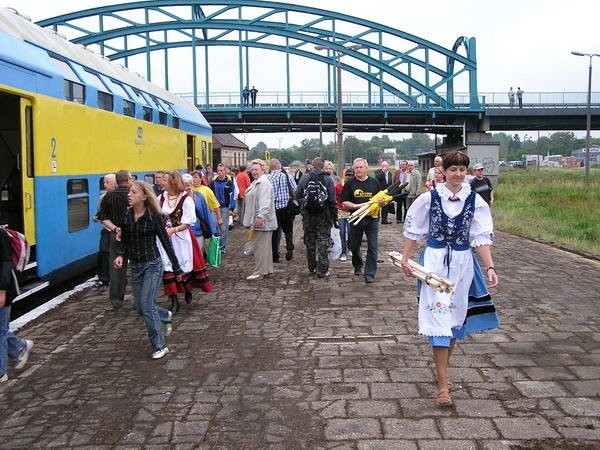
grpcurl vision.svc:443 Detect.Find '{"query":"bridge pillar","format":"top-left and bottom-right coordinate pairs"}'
top-left (466, 132), bottom-right (500, 183)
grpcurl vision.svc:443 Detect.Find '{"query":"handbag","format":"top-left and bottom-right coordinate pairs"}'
top-left (206, 236), bottom-right (222, 267)
top-left (284, 171), bottom-right (300, 216)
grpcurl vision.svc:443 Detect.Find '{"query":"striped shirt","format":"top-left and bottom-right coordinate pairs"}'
top-left (97, 186), bottom-right (129, 226)
top-left (117, 209), bottom-right (181, 273)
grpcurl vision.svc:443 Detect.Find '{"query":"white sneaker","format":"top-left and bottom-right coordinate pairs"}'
top-left (15, 339), bottom-right (34, 370)
top-left (339, 254), bottom-right (347, 261)
top-left (151, 347), bottom-right (169, 360)
top-left (0, 373), bottom-right (7, 383)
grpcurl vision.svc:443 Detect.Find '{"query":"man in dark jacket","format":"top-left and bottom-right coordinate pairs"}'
top-left (375, 160), bottom-right (393, 224)
top-left (0, 228), bottom-right (34, 382)
top-left (295, 157), bottom-right (337, 278)
top-left (97, 169), bottom-right (132, 309)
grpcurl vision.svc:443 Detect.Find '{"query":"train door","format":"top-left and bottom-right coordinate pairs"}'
top-left (0, 92), bottom-right (35, 239)
top-left (186, 135), bottom-right (196, 172)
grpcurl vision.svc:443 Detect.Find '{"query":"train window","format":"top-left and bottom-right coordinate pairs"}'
top-left (67, 179), bottom-right (89, 233)
top-left (132, 89), bottom-right (151, 106)
top-left (144, 174), bottom-right (155, 185)
top-left (64, 81), bottom-right (85, 104)
top-left (159, 111), bottom-right (167, 125)
top-left (143, 107), bottom-right (152, 122)
top-left (172, 116), bottom-right (180, 129)
top-left (123, 99), bottom-right (135, 117)
top-left (97, 91), bottom-right (113, 112)
top-left (51, 57), bottom-right (80, 82)
top-left (106, 79), bottom-right (133, 101)
top-left (85, 70), bottom-right (108, 91)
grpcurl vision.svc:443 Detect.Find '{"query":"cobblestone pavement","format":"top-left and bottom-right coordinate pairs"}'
top-left (1, 219), bottom-right (599, 449)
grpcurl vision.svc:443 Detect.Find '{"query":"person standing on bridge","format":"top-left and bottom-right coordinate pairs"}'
top-left (250, 86), bottom-right (258, 108)
top-left (242, 86), bottom-right (250, 107)
top-left (517, 87), bottom-right (524, 108)
top-left (400, 150), bottom-right (499, 407)
top-left (508, 86), bottom-right (515, 107)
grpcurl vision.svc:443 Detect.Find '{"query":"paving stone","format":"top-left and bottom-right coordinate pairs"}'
top-left (513, 381), bottom-right (570, 398)
top-left (555, 397), bottom-right (600, 417)
top-left (324, 418), bottom-right (382, 440)
top-left (348, 400), bottom-right (399, 418)
top-left (561, 380), bottom-right (600, 397)
top-left (1, 226), bottom-right (599, 448)
top-left (382, 418), bottom-right (440, 439)
top-left (438, 418), bottom-right (499, 439)
top-left (494, 418), bottom-right (561, 439)
top-left (419, 440), bottom-right (478, 450)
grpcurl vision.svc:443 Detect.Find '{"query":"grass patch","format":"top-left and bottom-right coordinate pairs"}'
top-left (493, 168), bottom-right (600, 257)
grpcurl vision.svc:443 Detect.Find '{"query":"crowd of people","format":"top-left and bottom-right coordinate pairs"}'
top-left (2, 151), bottom-right (499, 409)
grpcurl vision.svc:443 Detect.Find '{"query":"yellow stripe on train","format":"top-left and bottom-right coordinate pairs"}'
top-left (32, 93), bottom-right (211, 176)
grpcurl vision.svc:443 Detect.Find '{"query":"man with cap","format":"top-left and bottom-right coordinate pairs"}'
top-left (469, 163), bottom-right (494, 206)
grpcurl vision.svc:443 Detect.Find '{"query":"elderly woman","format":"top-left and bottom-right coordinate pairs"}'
top-left (243, 159), bottom-right (278, 280)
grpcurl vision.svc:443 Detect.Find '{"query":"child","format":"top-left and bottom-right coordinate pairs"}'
top-left (400, 150), bottom-right (499, 406)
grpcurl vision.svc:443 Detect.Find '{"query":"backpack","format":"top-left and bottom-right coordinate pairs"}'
top-left (1, 226), bottom-right (30, 272)
top-left (303, 173), bottom-right (329, 214)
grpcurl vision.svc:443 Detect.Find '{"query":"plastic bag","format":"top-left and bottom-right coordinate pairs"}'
top-left (207, 236), bottom-right (222, 267)
top-left (243, 229), bottom-right (255, 255)
top-left (328, 227), bottom-right (342, 261)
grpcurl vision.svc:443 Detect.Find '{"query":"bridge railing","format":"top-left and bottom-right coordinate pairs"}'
top-left (481, 91), bottom-right (600, 108)
top-left (177, 91), bottom-right (599, 109)
top-left (179, 91), bottom-right (483, 110)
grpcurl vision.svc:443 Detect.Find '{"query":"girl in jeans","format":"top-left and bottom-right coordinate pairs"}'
top-left (114, 181), bottom-right (182, 360)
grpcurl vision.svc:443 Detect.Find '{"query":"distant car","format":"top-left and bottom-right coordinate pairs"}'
top-left (512, 161), bottom-right (525, 168)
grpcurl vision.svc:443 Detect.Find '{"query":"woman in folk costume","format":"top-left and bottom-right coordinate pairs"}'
top-left (158, 171), bottom-right (212, 313)
top-left (400, 150), bottom-right (499, 407)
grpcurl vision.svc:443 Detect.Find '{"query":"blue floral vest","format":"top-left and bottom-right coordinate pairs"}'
top-left (426, 189), bottom-right (476, 270)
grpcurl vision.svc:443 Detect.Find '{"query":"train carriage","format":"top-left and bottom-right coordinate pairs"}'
top-left (0, 8), bottom-right (212, 300)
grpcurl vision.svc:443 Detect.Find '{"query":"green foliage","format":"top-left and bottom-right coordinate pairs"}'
top-left (494, 168), bottom-right (600, 256)
top-left (249, 133), bottom-right (437, 167)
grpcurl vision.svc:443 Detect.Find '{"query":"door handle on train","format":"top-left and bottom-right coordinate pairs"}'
top-left (25, 192), bottom-right (32, 210)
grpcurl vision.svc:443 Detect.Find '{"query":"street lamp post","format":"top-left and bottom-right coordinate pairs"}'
top-left (315, 43), bottom-right (364, 175)
top-left (571, 51), bottom-right (599, 178)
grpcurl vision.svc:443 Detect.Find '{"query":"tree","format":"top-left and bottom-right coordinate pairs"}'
top-left (252, 141), bottom-right (268, 152)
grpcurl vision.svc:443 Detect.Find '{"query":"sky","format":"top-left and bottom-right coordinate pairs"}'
top-left (5, 0), bottom-right (599, 149)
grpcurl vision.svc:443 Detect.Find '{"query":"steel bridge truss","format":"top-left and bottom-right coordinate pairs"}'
top-left (37, 0), bottom-right (481, 112)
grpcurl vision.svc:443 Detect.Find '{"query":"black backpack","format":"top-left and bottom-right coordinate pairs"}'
top-left (303, 173), bottom-right (328, 213)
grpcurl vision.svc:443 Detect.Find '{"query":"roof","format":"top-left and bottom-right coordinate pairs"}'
top-left (213, 134), bottom-right (248, 149)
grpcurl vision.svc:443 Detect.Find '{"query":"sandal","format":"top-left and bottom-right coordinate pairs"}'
top-left (435, 377), bottom-right (454, 391)
top-left (436, 388), bottom-right (453, 407)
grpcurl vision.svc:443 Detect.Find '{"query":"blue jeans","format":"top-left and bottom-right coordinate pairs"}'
top-left (349, 216), bottom-right (379, 278)
top-left (218, 206), bottom-right (230, 251)
top-left (338, 218), bottom-right (351, 255)
top-left (130, 258), bottom-right (170, 351)
top-left (0, 306), bottom-right (26, 376)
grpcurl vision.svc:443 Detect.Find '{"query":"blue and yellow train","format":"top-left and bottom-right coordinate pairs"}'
top-left (0, 8), bottom-right (212, 300)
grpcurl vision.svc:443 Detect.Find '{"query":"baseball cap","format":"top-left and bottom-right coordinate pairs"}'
top-left (473, 163), bottom-right (484, 170)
